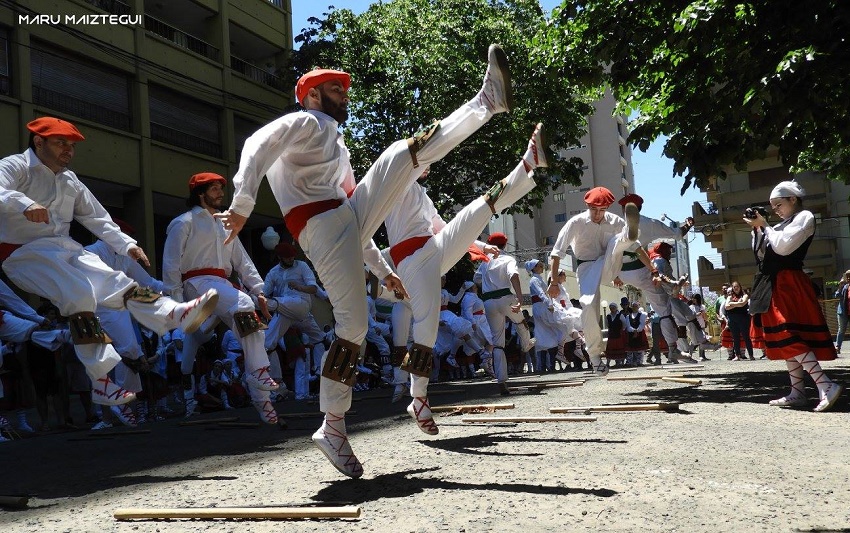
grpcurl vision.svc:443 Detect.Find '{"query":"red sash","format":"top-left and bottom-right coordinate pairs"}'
top-left (283, 200), bottom-right (343, 242)
top-left (473, 310), bottom-right (484, 316)
top-left (182, 268), bottom-right (227, 281)
top-left (389, 235), bottom-right (432, 267)
top-left (531, 295), bottom-right (543, 303)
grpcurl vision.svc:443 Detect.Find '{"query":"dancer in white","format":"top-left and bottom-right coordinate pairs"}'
top-left (217, 45), bottom-right (515, 478)
top-left (0, 117), bottom-right (217, 408)
top-left (263, 242), bottom-right (324, 400)
top-left (460, 281), bottom-right (496, 377)
top-left (85, 222), bottom-right (166, 427)
top-left (162, 172), bottom-right (279, 424)
top-left (546, 187), bottom-right (640, 376)
top-left (475, 233), bottom-right (535, 394)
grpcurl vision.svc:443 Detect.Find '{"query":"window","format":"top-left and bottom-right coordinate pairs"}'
top-left (0, 27), bottom-right (9, 96)
top-left (30, 41), bottom-right (131, 130)
top-left (149, 84), bottom-right (220, 157)
top-left (552, 192), bottom-right (564, 202)
top-left (554, 213), bottom-right (567, 223)
top-left (542, 236), bottom-right (554, 245)
top-left (233, 115), bottom-right (263, 159)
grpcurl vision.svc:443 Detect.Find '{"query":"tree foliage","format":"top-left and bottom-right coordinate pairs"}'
top-left (541, 0), bottom-right (850, 193)
top-left (289, 0), bottom-right (594, 216)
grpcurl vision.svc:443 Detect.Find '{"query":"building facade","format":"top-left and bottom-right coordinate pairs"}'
top-left (0, 0), bottom-right (293, 276)
top-left (691, 148), bottom-right (850, 296)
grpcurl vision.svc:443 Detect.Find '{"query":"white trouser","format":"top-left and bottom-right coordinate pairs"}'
top-left (575, 228), bottom-right (637, 358)
top-left (670, 298), bottom-right (707, 345)
top-left (618, 266), bottom-right (679, 355)
top-left (484, 294), bottom-right (532, 383)
top-left (470, 313), bottom-right (494, 347)
top-left (300, 94), bottom-right (496, 415)
top-left (183, 276), bottom-right (270, 403)
top-left (4, 237), bottom-right (186, 381)
top-left (531, 301), bottom-right (561, 351)
top-left (263, 294), bottom-right (311, 351)
top-left (98, 308), bottom-right (145, 393)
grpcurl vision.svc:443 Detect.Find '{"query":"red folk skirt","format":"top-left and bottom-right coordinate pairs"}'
top-left (720, 319), bottom-right (733, 349)
top-left (605, 330), bottom-right (628, 360)
top-left (759, 270), bottom-right (836, 361)
top-left (749, 320), bottom-right (765, 350)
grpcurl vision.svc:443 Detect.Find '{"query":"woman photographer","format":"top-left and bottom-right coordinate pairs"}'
top-left (744, 181), bottom-right (842, 412)
top-left (834, 270), bottom-right (850, 353)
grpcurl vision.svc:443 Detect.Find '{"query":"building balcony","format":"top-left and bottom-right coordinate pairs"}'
top-left (32, 86), bottom-right (131, 131)
top-left (231, 55), bottom-right (286, 92)
top-left (82, 0), bottom-right (131, 16)
top-left (150, 122), bottom-right (220, 158)
top-left (143, 14), bottom-right (220, 62)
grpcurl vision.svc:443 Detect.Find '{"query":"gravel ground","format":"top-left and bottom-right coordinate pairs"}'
top-left (2, 351), bottom-right (849, 533)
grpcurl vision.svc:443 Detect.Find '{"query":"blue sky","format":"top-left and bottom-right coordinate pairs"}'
top-left (290, 1), bottom-right (718, 285)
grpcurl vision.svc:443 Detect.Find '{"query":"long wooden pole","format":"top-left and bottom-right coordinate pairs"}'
top-left (430, 403), bottom-right (515, 413)
top-left (0, 495), bottom-right (29, 508)
top-left (508, 381), bottom-right (584, 391)
top-left (178, 417), bottom-right (240, 426)
top-left (607, 374), bottom-right (686, 381)
top-left (550, 402), bottom-right (680, 413)
top-left (114, 506), bottom-right (362, 520)
top-left (462, 415), bottom-right (596, 423)
top-left (661, 377), bottom-right (703, 385)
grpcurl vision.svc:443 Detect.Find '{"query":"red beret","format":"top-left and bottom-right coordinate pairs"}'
top-left (112, 217), bottom-right (136, 236)
top-left (618, 193), bottom-right (644, 209)
top-left (584, 187), bottom-right (615, 207)
top-left (651, 242), bottom-right (673, 257)
top-left (275, 242), bottom-right (298, 259)
top-left (487, 232), bottom-right (508, 247)
top-left (296, 69), bottom-right (351, 105)
top-left (27, 117), bottom-right (85, 142)
top-left (188, 172), bottom-right (226, 192)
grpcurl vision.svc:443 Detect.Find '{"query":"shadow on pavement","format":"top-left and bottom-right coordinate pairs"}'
top-left (417, 429), bottom-right (627, 456)
top-left (311, 467), bottom-right (617, 504)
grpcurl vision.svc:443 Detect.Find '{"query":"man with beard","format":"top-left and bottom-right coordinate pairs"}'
top-left (162, 173), bottom-right (280, 425)
top-left (216, 44), bottom-right (514, 478)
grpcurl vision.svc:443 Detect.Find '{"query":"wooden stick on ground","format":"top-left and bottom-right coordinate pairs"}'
top-left (114, 506), bottom-right (362, 521)
top-left (607, 374), bottom-right (686, 381)
top-left (661, 377), bottom-right (703, 385)
top-left (178, 417), bottom-right (240, 427)
top-left (550, 402), bottom-right (680, 413)
top-left (0, 495), bottom-right (29, 508)
top-left (462, 415), bottom-right (597, 423)
top-left (217, 422), bottom-right (261, 428)
top-left (88, 429), bottom-right (151, 437)
top-left (508, 381), bottom-right (584, 391)
top-left (430, 403), bottom-right (515, 413)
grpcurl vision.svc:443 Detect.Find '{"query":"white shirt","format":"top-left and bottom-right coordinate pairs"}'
top-left (228, 109), bottom-right (391, 279)
top-left (528, 274), bottom-right (547, 301)
top-left (385, 182), bottom-right (487, 252)
top-left (461, 291), bottom-right (485, 321)
top-left (85, 240), bottom-right (164, 293)
top-left (475, 253), bottom-right (519, 293)
top-left (0, 149), bottom-right (135, 254)
top-left (264, 260), bottom-right (317, 305)
top-left (162, 206), bottom-right (264, 301)
top-left (550, 210), bottom-right (626, 261)
top-left (754, 210), bottom-right (815, 257)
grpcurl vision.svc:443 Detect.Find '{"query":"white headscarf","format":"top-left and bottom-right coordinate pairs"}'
top-left (770, 180), bottom-right (805, 200)
top-left (462, 281), bottom-right (475, 290)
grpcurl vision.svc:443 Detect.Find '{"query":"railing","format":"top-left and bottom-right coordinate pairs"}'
top-left (230, 56), bottom-right (286, 91)
top-left (267, 0), bottom-right (284, 8)
top-left (144, 15), bottom-right (220, 62)
top-left (83, 0), bottom-right (131, 16)
top-left (150, 122), bottom-right (221, 158)
top-left (32, 86), bottom-right (131, 131)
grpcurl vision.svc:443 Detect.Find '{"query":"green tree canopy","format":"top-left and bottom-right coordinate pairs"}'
top-left (290, 0), bottom-right (595, 216)
top-left (541, 0), bottom-right (850, 193)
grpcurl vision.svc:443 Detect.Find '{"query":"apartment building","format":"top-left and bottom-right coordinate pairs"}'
top-left (0, 0), bottom-right (292, 275)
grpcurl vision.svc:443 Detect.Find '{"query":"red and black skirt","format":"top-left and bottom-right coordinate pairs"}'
top-left (605, 330), bottom-right (628, 360)
top-left (759, 270), bottom-right (836, 361)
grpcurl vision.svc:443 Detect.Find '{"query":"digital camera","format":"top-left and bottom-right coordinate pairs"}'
top-left (744, 206), bottom-right (768, 219)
